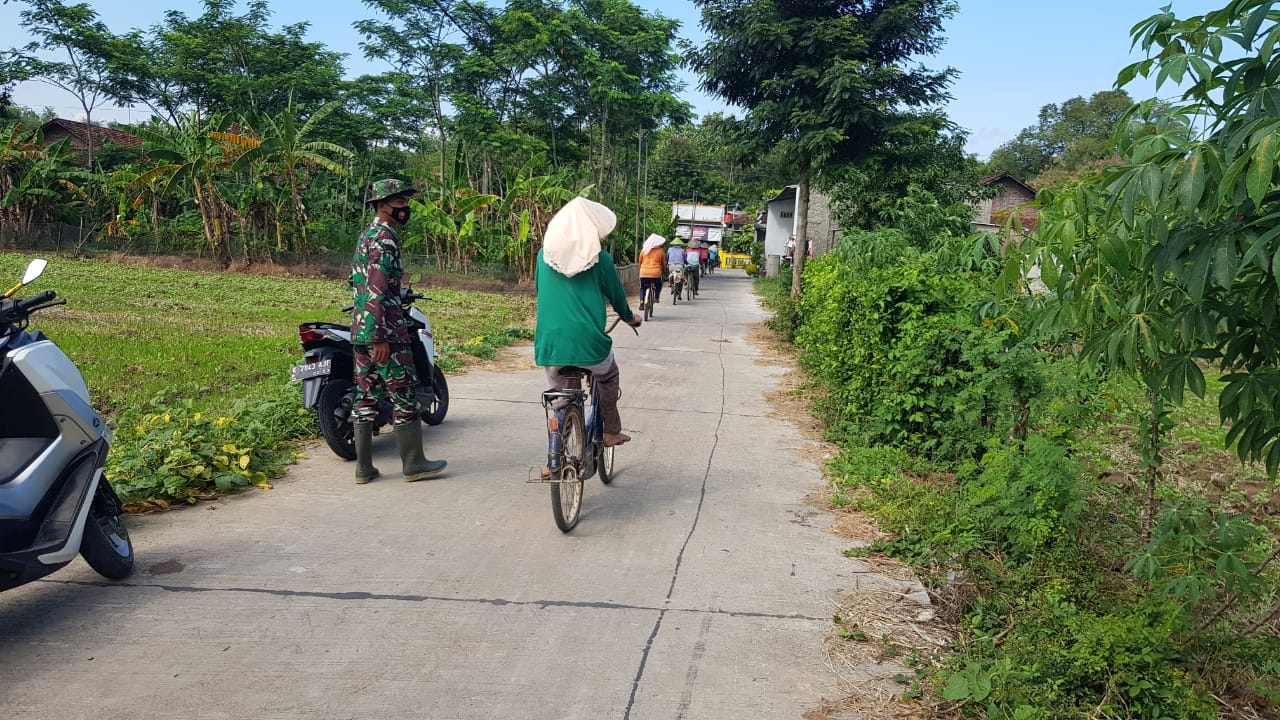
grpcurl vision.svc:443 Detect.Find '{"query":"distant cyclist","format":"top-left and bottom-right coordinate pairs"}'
top-left (670, 238), bottom-right (691, 299)
top-left (638, 233), bottom-right (667, 308)
top-left (685, 241), bottom-right (702, 296)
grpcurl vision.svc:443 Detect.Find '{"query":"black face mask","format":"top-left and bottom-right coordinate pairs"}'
top-left (389, 205), bottom-right (411, 225)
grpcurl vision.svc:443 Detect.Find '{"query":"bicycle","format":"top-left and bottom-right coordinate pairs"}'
top-left (669, 265), bottom-right (684, 306)
top-left (639, 283), bottom-right (656, 321)
top-left (531, 317), bottom-right (638, 532)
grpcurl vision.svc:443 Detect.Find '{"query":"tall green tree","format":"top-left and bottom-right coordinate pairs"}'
top-left (828, 113), bottom-right (985, 233)
top-left (106, 0), bottom-right (346, 127)
top-left (356, 0), bottom-right (466, 187)
top-left (8, 0), bottom-right (120, 165)
top-left (985, 89), bottom-right (1133, 187)
top-left (689, 0), bottom-right (956, 298)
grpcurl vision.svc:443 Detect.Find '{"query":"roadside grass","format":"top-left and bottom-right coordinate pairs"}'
top-left (754, 276), bottom-right (1280, 719)
top-left (0, 252), bottom-right (535, 506)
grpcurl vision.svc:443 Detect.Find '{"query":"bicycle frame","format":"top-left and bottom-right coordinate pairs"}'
top-left (539, 373), bottom-right (602, 482)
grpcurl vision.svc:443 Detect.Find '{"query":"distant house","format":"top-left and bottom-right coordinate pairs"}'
top-left (672, 202), bottom-right (727, 244)
top-left (972, 172), bottom-right (1038, 233)
top-left (756, 185), bottom-right (841, 259)
top-left (39, 118), bottom-right (143, 165)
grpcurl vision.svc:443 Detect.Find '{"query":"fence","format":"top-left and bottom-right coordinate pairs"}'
top-left (616, 263), bottom-right (639, 296)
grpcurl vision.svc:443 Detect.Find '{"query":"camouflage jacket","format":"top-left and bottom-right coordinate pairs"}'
top-left (350, 221), bottom-right (410, 345)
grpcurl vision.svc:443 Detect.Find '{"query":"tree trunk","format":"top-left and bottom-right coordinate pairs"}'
top-left (150, 193), bottom-right (161, 250)
top-left (790, 165), bottom-right (811, 300)
top-left (192, 181), bottom-right (216, 254)
top-left (288, 166), bottom-right (307, 252)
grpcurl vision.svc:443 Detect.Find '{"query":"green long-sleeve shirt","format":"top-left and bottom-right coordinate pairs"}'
top-left (534, 249), bottom-right (635, 367)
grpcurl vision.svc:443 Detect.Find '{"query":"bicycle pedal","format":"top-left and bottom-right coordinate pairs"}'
top-left (528, 466), bottom-right (557, 483)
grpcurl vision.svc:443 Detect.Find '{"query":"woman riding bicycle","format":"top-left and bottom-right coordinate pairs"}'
top-left (685, 241), bottom-right (702, 296)
top-left (638, 233), bottom-right (667, 309)
top-left (535, 197), bottom-right (641, 452)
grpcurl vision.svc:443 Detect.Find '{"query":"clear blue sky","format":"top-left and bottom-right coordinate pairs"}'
top-left (1, 0), bottom-right (1225, 159)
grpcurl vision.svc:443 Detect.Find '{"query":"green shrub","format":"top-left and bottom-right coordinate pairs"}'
top-left (796, 248), bottom-right (1043, 459)
top-left (107, 383), bottom-right (315, 506)
top-left (958, 436), bottom-right (1085, 561)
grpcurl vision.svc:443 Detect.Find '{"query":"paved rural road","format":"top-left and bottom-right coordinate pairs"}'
top-left (0, 271), bottom-right (920, 719)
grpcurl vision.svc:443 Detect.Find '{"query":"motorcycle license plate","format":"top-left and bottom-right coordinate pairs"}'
top-left (290, 359), bottom-right (332, 381)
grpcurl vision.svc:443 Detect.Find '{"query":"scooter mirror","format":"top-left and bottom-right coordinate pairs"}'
top-left (22, 258), bottom-right (47, 285)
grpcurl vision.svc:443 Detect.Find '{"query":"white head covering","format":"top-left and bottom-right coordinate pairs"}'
top-left (642, 233), bottom-right (666, 254)
top-left (542, 196), bottom-right (616, 277)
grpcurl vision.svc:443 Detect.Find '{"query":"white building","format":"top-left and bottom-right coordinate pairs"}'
top-left (671, 203), bottom-right (726, 243)
top-left (757, 186), bottom-right (841, 259)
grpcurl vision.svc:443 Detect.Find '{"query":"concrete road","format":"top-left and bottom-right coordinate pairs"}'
top-left (0, 271), bottom-right (916, 719)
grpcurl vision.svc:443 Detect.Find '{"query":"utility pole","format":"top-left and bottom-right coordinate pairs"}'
top-left (643, 137), bottom-right (650, 233)
top-left (635, 126), bottom-right (647, 263)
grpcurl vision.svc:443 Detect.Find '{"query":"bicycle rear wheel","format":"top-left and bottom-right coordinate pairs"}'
top-left (551, 406), bottom-right (586, 532)
top-left (642, 287), bottom-right (653, 320)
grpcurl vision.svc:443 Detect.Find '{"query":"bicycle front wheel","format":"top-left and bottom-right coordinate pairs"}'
top-left (597, 443), bottom-right (615, 484)
top-left (551, 406), bottom-right (586, 532)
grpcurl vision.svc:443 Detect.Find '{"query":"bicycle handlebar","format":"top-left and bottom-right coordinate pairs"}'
top-left (607, 315), bottom-right (639, 335)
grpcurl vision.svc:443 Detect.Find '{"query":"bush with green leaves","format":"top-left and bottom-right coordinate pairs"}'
top-left (957, 436), bottom-right (1086, 561)
top-left (796, 242), bottom-right (1043, 459)
top-left (107, 383), bottom-right (315, 507)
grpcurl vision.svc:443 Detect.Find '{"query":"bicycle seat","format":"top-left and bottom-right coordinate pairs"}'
top-left (557, 366), bottom-right (591, 379)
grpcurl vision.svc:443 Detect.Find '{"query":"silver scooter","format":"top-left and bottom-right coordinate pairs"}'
top-left (0, 258), bottom-right (134, 592)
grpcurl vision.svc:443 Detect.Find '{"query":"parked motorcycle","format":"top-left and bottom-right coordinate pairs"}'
top-left (291, 287), bottom-right (449, 460)
top-left (0, 258), bottom-right (135, 592)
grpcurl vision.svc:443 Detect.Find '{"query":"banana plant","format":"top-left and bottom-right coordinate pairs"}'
top-left (408, 171), bottom-right (498, 267)
top-left (488, 154), bottom-right (585, 278)
top-left (212, 97), bottom-right (352, 251)
top-left (135, 112), bottom-right (237, 259)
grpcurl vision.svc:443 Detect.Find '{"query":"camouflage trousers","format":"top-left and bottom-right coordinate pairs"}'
top-left (353, 343), bottom-right (419, 426)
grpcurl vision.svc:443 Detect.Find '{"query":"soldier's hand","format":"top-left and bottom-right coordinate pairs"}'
top-left (626, 315), bottom-right (642, 328)
top-left (371, 342), bottom-right (391, 365)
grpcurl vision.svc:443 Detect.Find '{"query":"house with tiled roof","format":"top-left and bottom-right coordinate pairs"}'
top-left (39, 118), bottom-right (143, 165)
top-left (971, 171), bottom-right (1038, 233)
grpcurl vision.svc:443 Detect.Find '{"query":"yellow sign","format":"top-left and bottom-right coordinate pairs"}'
top-left (721, 252), bottom-right (751, 269)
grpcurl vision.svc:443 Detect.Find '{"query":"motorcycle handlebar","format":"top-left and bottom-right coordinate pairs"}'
top-left (339, 292), bottom-right (424, 315)
top-left (0, 290), bottom-right (60, 327)
top-left (20, 290), bottom-right (56, 309)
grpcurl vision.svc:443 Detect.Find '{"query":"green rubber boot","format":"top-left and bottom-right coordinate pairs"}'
top-left (353, 421), bottom-right (380, 484)
top-left (394, 419), bottom-right (447, 482)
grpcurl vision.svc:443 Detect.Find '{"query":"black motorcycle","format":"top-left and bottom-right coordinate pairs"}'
top-left (291, 289), bottom-right (449, 460)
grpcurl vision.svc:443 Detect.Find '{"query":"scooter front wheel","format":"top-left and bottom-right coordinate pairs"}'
top-left (80, 478), bottom-right (134, 580)
top-left (318, 379), bottom-right (358, 460)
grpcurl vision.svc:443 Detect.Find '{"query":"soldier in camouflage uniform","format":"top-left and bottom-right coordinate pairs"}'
top-left (350, 178), bottom-right (447, 484)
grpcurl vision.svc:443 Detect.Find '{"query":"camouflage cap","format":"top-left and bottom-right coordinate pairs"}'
top-left (364, 178), bottom-right (418, 206)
